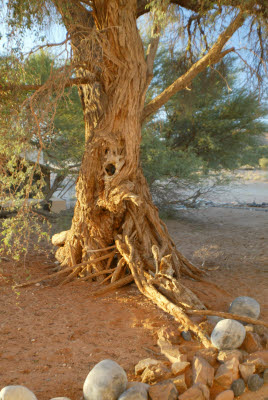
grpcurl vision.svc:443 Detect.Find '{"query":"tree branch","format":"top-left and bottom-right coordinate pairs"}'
top-left (0, 77), bottom-right (94, 93)
top-left (141, 11), bottom-right (245, 122)
top-left (145, 32), bottom-right (160, 87)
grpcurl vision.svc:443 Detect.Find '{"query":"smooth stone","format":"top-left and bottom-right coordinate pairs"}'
top-left (0, 386), bottom-right (37, 400)
top-left (247, 374), bottom-right (264, 391)
top-left (229, 296), bottom-right (260, 320)
top-left (49, 398), bottom-right (72, 400)
top-left (230, 378), bottom-right (245, 396)
top-left (211, 319), bottom-right (246, 350)
top-left (181, 331), bottom-right (192, 341)
top-left (83, 359), bottom-right (127, 400)
top-left (118, 386), bottom-right (147, 400)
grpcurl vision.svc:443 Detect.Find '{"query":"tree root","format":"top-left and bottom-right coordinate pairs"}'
top-left (14, 266), bottom-right (73, 288)
top-left (116, 235), bottom-right (212, 348)
top-left (187, 309), bottom-right (268, 328)
top-left (94, 274), bottom-right (134, 295)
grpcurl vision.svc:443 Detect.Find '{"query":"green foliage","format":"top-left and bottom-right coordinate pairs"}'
top-left (0, 50), bottom-right (83, 259)
top-left (144, 51), bottom-right (267, 175)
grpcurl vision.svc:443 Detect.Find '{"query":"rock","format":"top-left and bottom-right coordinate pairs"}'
top-left (214, 357), bottom-right (239, 388)
top-left (247, 374), bottom-right (264, 391)
top-left (228, 296), bottom-right (260, 320)
top-left (245, 351), bottom-right (268, 373)
top-left (178, 384), bottom-right (209, 400)
top-left (253, 325), bottom-right (268, 337)
top-left (141, 363), bottom-right (172, 384)
top-left (171, 375), bottom-right (187, 393)
top-left (127, 382), bottom-right (150, 391)
top-left (211, 319), bottom-right (246, 350)
top-left (217, 350), bottom-right (244, 363)
top-left (195, 384), bottom-right (210, 400)
top-left (245, 324), bottom-right (254, 332)
top-left (51, 230), bottom-right (68, 246)
top-left (157, 327), bottom-right (180, 345)
top-left (196, 348), bottom-right (218, 366)
top-left (49, 398), bottom-right (72, 400)
top-left (0, 386), bottom-right (37, 400)
top-left (242, 331), bottom-right (263, 353)
top-left (263, 368), bottom-right (268, 383)
top-left (83, 359), bottom-right (127, 400)
top-left (181, 331), bottom-right (192, 341)
top-left (135, 359), bottom-right (159, 375)
top-left (230, 379), bottom-right (245, 396)
top-left (157, 339), bottom-right (186, 363)
top-left (171, 361), bottom-right (190, 375)
top-left (118, 386), bottom-right (147, 400)
top-left (192, 356), bottom-right (214, 387)
top-left (239, 362), bottom-right (256, 382)
top-left (148, 380), bottom-right (178, 400)
top-left (214, 390), bottom-right (234, 400)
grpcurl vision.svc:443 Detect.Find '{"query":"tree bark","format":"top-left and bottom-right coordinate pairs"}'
top-left (50, 0), bottom-right (212, 343)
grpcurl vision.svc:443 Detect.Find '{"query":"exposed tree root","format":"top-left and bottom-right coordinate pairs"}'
top-left (14, 266), bottom-right (73, 288)
top-left (94, 275), bottom-right (134, 295)
top-left (187, 309), bottom-right (268, 328)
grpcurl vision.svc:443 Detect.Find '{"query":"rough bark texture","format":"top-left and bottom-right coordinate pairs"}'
top-left (48, 0), bottom-right (247, 343)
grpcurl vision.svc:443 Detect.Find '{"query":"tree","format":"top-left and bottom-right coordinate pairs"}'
top-left (1, 0), bottom-right (268, 343)
top-left (141, 53), bottom-right (268, 209)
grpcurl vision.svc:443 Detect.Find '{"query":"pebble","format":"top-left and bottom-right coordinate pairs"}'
top-left (211, 319), bottom-right (246, 350)
top-left (181, 331), bottom-right (192, 341)
top-left (247, 374), bottom-right (264, 391)
top-left (0, 386), bottom-right (37, 400)
top-left (230, 378), bottom-right (245, 396)
top-left (229, 296), bottom-right (260, 320)
top-left (49, 398), bottom-right (72, 400)
top-left (83, 359), bottom-right (127, 400)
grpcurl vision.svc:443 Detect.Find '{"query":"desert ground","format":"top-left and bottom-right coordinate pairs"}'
top-left (0, 175), bottom-right (267, 399)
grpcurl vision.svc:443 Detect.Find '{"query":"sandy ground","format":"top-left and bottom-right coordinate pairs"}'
top-left (0, 207), bottom-right (267, 399)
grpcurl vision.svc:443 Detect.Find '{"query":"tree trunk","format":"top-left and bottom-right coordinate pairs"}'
top-left (53, 0), bottom-right (208, 343)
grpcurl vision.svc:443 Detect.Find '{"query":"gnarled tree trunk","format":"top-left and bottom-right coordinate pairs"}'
top-left (53, 0), bottom-right (209, 345)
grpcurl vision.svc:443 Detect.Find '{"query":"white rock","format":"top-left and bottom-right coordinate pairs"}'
top-left (0, 386), bottom-right (37, 400)
top-left (229, 296), bottom-right (260, 320)
top-left (83, 359), bottom-right (127, 400)
top-left (211, 319), bottom-right (246, 350)
top-left (51, 231), bottom-right (68, 246)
